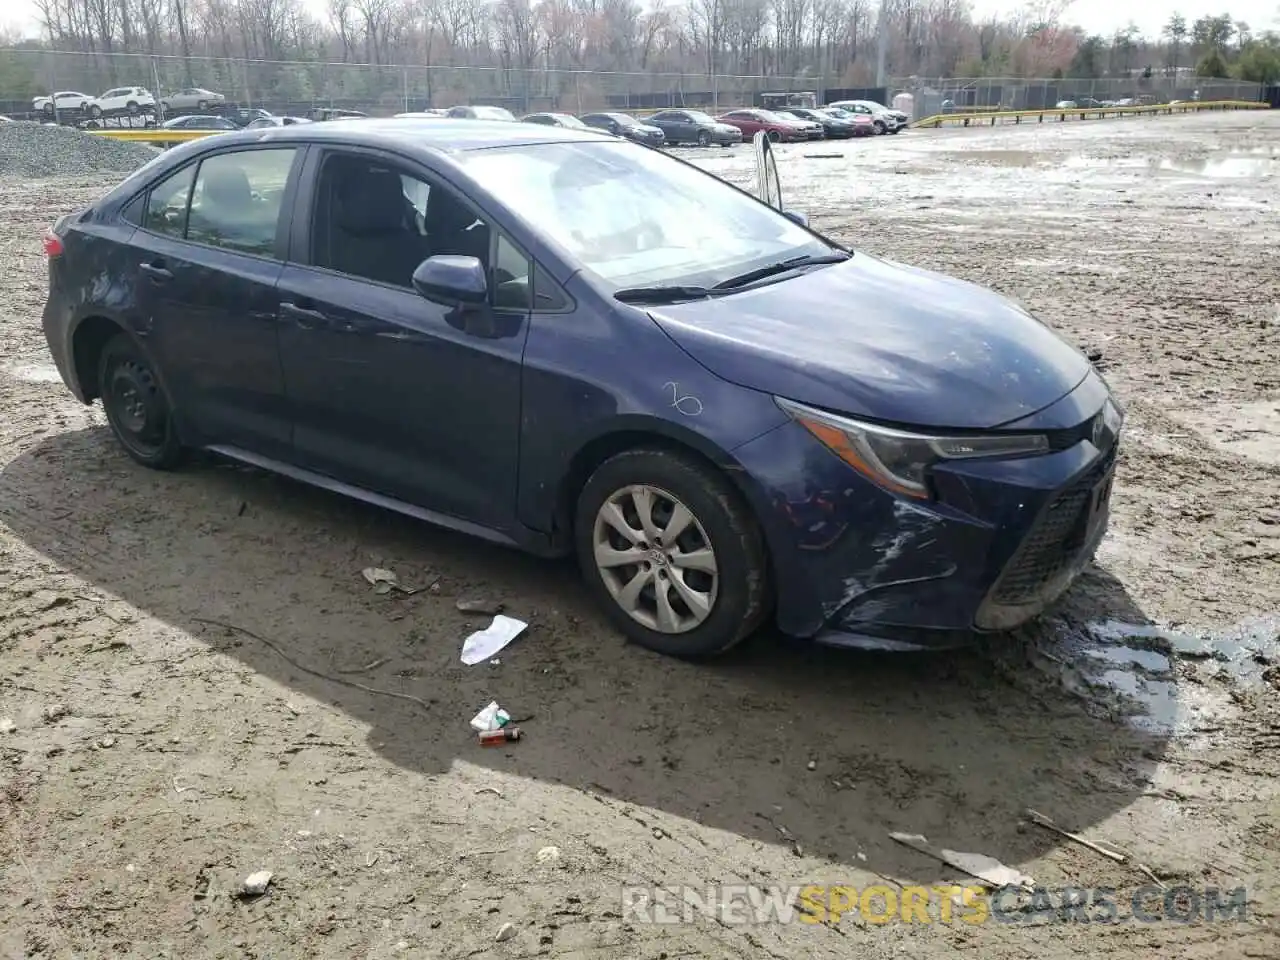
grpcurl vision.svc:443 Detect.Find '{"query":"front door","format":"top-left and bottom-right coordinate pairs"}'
top-left (276, 148), bottom-right (530, 528)
top-left (130, 144), bottom-right (303, 458)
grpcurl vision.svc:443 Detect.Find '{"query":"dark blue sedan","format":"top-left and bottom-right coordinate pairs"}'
top-left (39, 119), bottom-right (1123, 658)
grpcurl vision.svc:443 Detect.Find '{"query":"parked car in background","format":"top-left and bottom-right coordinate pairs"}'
top-left (90, 87), bottom-right (157, 118)
top-left (160, 88), bottom-right (226, 112)
top-left (579, 112), bottom-right (666, 146)
top-left (782, 107), bottom-right (860, 138)
top-left (521, 112), bottom-right (589, 129)
top-left (643, 109), bottom-right (742, 146)
top-left (161, 115), bottom-right (238, 131)
top-left (311, 108), bottom-right (368, 121)
top-left (447, 105), bottom-right (516, 121)
top-left (226, 107), bottom-right (275, 127)
top-left (717, 109), bottom-right (816, 142)
top-left (394, 109), bottom-right (448, 118)
top-left (243, 116), bottom-right (313, 128)
top-left (33, 91), bottom-right (94, 115)
top-left (39, 118), bottom-right (1124, 660)
top-left (827, 100), bottom-right (904, 133)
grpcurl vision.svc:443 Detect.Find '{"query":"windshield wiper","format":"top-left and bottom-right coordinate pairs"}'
top-left (613, 285), bottom-right (714, 304)
top-left (712, 251), bottom-right (850, 291)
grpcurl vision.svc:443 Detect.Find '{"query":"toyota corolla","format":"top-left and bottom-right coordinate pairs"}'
top-left (39, 119), bottom-right (1122, 659)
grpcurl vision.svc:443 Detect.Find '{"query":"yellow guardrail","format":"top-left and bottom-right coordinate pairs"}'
top-left (87, 127), bottom-right (224, 143)
top-left (912, 99), bottom-right (1271, 129)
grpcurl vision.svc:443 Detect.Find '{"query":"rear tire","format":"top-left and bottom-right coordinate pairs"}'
top-left (127, 100), bottom-right (139, 115)
top-left (89, 104), bottom-right (102, 118)
top-left (575, 448), bottom-right (769, 659)
top-left (97, 332), bottom-right (184, 470)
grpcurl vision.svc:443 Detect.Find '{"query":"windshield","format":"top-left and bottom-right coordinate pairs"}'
top-left (611, 114), bottom-right (639, 126)
top-left (757, 110), bottom-right (790, 122)
top-left (457, 140), bottom-right (832, 290)
top-left (476, 107), bottom-right (514, 120)
top-left (557, 114), bottom-right (588, 128)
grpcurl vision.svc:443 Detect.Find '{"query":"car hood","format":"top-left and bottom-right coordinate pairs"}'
top-left (647, 254), bottom-right (1092, 430)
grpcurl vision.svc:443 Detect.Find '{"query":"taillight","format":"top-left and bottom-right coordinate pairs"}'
top-left (43, 230), bottom-right (63, 257)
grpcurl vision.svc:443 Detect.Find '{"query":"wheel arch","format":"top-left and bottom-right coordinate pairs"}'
top-left (70, 313), bottom-right (130, 402)
top-left (551, 417), bottom-right (778, 587)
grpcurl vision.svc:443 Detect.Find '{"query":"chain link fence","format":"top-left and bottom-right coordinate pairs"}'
top-left (901, 75), bottom-right (1264, 119)
top-left (0, 48), bottom-right (1266, 119)
top-left (0, 48), bottom-right (831, 117)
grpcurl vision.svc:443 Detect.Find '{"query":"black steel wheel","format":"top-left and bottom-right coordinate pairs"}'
top-left (97, 332), bottom-right (184, 470)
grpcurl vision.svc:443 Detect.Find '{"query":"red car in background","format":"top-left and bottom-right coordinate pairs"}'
top-left (716, 108), bottom-right (818, 142)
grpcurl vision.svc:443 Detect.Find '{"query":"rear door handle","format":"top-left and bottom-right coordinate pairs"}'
top-left (280, 301), bottom-right (328, 328)
top-left (139, 262), bottom-right (172, 281)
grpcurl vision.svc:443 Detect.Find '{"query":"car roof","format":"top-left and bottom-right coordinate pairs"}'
top-left (173, 117), bottom-right (616, 154)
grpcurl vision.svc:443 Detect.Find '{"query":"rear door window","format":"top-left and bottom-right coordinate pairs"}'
top-left (186, 148), bottom-right (298, 257)
top-left (143, 164), bottom-right (196, 237)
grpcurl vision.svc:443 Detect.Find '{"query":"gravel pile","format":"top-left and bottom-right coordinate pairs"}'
top-left (0, 121), bottom-right (160, 179)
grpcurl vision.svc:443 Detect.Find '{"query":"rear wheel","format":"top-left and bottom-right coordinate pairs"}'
top-left (97, 332), bottom-right (184, 470)
top-left (197, 100), bottom-right (209, 110)
top-left (89, 104), bottom-right (102, 118)
top-left (127, 100), bottom-right (139, 115)
top-left (697, 130), bottom-right (712, 147)
top-left (575, 448), bottom-right (769, 659)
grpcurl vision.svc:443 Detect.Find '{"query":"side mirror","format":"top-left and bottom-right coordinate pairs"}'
top-left (784, 210), bottom-right (809, 228)
top-left (412, 255), bottom-right (488, 305)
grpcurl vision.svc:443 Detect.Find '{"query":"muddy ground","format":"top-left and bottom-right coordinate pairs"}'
top-left (1, 111), bottom-right (1278, 959)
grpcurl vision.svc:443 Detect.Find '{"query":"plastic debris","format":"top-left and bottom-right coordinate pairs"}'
top-left (536, 846), bottom-right (560, 863)
top-left (470, 701), bottom-right (511, 732)
top-left (461, 615), bottom-right (528, 665)
top-left (889, 832), bottom-right (1034, 889)
top-left (0, 717), bottom-right (14, 734)
top-left (480, 727), bottom-right (521, 746)
top-left (496, 922), bottom-right (516, 942)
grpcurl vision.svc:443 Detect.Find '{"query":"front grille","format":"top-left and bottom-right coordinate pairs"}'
top-left (989, 454), bottom-right (1114, 605)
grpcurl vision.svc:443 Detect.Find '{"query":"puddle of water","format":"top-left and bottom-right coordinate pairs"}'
top-left (1, 362), bottom-right (62, 384)
top-left (1031, 614), bottom-right (1280, 736)
top-left (1060, 150), bottom-right (1277, 178)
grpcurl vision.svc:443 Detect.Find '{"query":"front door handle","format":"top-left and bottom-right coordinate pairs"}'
top-left (140, 261), bottom-right (172, 281)
top-left (280, 301), bottom-right (328, 328)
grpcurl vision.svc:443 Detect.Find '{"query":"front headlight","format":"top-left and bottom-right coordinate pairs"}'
top-left (776, 398), bottom-right (1049, 499)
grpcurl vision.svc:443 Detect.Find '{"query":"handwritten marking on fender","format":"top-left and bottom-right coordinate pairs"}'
top-left (663, 382), bottom-right (704, 417)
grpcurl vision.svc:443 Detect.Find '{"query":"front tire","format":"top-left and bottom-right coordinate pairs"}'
top-left (766, 129), bottom-right (781, 143)
top-left (98, 332), bottom-right (184, 470)
top-left (874, 120), bottom-right (886, 134)
top-left (697, 130), bottom-right (712, 147)
top-left (575, 448), bottom-right (769, 659)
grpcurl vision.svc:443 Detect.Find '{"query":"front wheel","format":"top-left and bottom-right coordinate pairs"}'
top-left (42, 102), bottom-right (54, 115)
top-left (874, 121), bottom-right (886, 134)
top-left (197, 100), bottom-right (208, 110)
top-left (98, 332), bottom-right (184, 470)
top-left (575, 448), bottom-right (769, 659)
top-left (697, 130), bottom-right (712, 147)
top-left (766, 130), bottom-right (781, 143)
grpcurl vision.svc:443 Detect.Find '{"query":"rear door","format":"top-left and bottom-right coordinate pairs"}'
top-left (274, 146), bottom-right (532, 527)
top-left (129, 144), bottom-right (304, 458)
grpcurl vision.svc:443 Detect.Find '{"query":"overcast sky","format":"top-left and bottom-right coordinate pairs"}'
top-left (2, 0), bottom-right (1277, 46)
